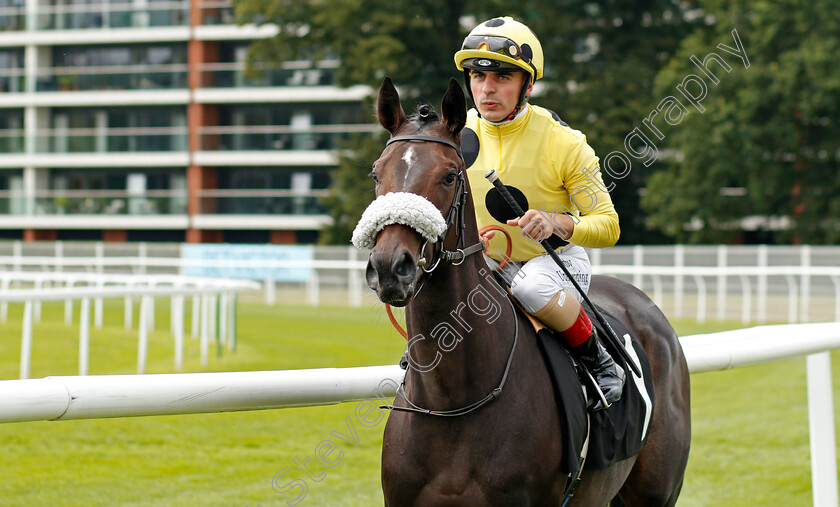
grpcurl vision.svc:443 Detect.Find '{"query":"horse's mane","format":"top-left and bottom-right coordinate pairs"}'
top-left (407, 104), bottom-right (441, 131)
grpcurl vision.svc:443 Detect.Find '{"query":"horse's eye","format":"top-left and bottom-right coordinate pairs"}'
top-left (443, 172), bottom-right (458, 186)
top-left (369, 171), bottom-right (380, 185)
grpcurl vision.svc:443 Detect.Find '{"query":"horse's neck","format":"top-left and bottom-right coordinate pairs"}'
top-left (404, 250), bottom-right (516, 406)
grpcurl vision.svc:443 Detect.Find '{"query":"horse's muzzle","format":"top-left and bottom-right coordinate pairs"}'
top-left (365, 248), bottom-right (419, 306)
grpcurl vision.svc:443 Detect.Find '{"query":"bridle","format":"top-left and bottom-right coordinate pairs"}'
top-left (380, 133), bottom-right (519, 418)
top-left (384, 135), bottom-right (485, 273)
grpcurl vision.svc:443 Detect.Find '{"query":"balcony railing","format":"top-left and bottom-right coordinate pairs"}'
top-left (198, 0), bottom-right (234, 25)
top-left (0, 129), bottom-right (24, 153)
top-left (0, 190), bottom-right (188, 216)
top-left (0, 190), bottom-right (329, 216)
top-left (199, 62), bottom-right (339, 88)
top-left (0, 6), bottom-right (25, 31)
top-left (199, 124), bottom-right (378, 151)
top-left (37, 64), bottom-right (189, 92)
top-left (197, 189), bottom-right (329, 215)
top-left (0, 68), bottom-right (25, 93)
top-left (36, 126), bottom-right (189, 153)
top-left (35, 1), bottom-right (190, 30)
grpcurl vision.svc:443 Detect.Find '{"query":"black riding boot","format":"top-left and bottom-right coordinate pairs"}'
top-left (570, 328), bottom-right (626, 411)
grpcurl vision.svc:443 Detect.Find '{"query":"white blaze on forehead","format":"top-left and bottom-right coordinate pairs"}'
top-left (402, 146), bottom-right (416, 182)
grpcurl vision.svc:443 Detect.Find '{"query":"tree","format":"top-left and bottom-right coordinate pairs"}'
top-left (316, 128), bottom-right (385, 245)
top-left (235, 1), bottom-right (468, 245)
top-left (521, 1), bottom-right (706, 244)
top-left (642, 0), bottom-right (840, 243)
top-left (234, 0), bottom-right (465, 102)
top-left (235, 0), bottom-right (704, 244)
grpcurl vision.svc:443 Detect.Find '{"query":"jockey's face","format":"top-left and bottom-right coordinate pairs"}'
top-left (469, 69), bottom-right (532, 122)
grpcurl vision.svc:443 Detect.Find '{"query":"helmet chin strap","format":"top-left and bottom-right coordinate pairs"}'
top-left (507, 77), bottom-right (531, 120)
top-left (504, 103), bottom-right (523, 121)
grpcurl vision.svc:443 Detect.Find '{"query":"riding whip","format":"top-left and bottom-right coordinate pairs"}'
top-left (484, 169), bottom-right (641, 377)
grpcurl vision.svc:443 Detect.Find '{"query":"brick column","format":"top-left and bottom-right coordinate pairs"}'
top-left (185, 5), bottom-right (222, 244)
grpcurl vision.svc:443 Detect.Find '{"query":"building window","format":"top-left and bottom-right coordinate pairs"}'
top-left (0, 49), bottom-right (24, 93)
top-left (46, 107), bottom-right (188, 153)
top-left (201, 103), bottom-right (374, 151)
top-left (197, 167), bottom-right (331, 215)
top-left (38, 0), bottom-right (189, 30)
top-left (0, 109), bottom-right (24, 153)
top-left (40, 168), bottom-right (187, 215)
top-left (0, 0), bottom-right (25, 31)
top-left (37, 43), bottom-right (188, 91)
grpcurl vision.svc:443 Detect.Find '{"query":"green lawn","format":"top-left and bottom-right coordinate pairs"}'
top-left (0, 299), bottom-right (836, 506)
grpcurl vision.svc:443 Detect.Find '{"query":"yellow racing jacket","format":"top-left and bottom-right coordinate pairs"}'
top-left (463, 104), bottom-right (620, 262)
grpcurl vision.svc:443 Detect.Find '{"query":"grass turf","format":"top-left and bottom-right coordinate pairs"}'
top-left (0, 299), bottom-right (837, 506)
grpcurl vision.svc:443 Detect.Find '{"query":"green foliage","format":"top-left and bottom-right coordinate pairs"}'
top-left (523, 0), bottom-right (706, 244)
top-left (317, 129), bottom-right (385, 245)
top-left (236, 0), bottom-right (840, 244)
top-left (643, 0), bottom-right (840, 243)
top-left (234, 0), bottom-right (705, 245)
top-left (234, 0), bottom-right (465, 102)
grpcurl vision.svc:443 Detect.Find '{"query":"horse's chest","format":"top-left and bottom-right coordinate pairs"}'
top-left (383, 425), bottom-right (558, 506)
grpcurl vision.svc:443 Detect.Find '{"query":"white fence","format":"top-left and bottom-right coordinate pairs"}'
top-left (0, 272), bottom-right (260, 378)
top-left (1, 241), bottom-right (839, 504)
top-left (0, 323), bottom-right (839, 505)
top-left (1, 242), bottom-right (838, 324)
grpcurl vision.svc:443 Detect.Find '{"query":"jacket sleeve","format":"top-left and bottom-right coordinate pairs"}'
top-left (560, 136), bottom-right (621, 249)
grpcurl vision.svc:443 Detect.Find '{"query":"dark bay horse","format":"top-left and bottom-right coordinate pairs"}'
top-left (361, 77), bottom-right (691, 506)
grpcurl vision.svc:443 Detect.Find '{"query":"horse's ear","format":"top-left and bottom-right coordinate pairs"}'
top-left (441, 77), bottom-right (467, 136)
top-left (377, 77), bottom-right (407, 135)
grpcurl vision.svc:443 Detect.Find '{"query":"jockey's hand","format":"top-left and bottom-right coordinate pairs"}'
top-left (479, 229), bottom-right (496, 252)
top-left (507, 210), bottom-right (575, 241)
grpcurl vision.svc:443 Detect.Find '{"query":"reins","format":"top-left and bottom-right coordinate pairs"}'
top-left (386, 224), bottom-right (512, 340)
top-left (383, 295), bottom-right (519, 417)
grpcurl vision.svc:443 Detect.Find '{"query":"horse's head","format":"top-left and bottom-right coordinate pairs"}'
top-left (353, 77), bottom-right (467, 306)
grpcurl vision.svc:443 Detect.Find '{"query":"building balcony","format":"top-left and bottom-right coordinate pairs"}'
top-left (0, 5), bottom-right (24, 32)
top-left (0, 189), bottom-right (331, 230)
top-left (0, 69), bottom-right (24, 94)
top-left (200, 61), bottom-right (339, 88)
top-left (197, 1), bottom-right (234, 26)
top-left (26, 124), bottom-right (373, 154)
top-left (32, 126), bottom-right (187, 154)
top-left (0, 2), bottom-right (190, 32)
top-left (0, 129), bottom-right (24, 153)
top-left (197, 189), bottom-right (328, 215)
top-left (0, 124), bottom-right (374, 168)
top-left (199, 124), bottom-right (378, 151)
top-left (0, 189), bottom-right (188, 229)
top-left (36, 64), bottom-right (189, 92)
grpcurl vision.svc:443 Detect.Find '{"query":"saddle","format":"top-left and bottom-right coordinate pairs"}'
top-left (515, 300), bottom-right (655, 475)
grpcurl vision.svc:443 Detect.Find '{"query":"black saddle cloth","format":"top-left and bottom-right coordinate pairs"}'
top-left (531, 304), bottom-right (655, 475)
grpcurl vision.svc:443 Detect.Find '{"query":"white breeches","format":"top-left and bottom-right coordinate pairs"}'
top-left (485, 245), bottom-right (592, 314)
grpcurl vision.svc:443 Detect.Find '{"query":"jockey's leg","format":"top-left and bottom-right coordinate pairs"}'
top-left (530, 290), bottom-right (624, 410)
top-left (511, 252), bottom-right (625, 411)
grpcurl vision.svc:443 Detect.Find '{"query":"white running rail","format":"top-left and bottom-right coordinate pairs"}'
top-left (0, 322), bottom-right (838, 505)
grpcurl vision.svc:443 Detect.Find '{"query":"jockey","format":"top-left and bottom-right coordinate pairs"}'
top-left (454, 16), bottom-right (624, 410)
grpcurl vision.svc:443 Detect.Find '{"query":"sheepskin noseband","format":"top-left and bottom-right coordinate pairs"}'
top-left (351, 192), bottom-right (447, 250)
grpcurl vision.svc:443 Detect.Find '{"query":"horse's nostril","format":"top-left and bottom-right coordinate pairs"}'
top-left (393, 251), bottom-right (416, 280)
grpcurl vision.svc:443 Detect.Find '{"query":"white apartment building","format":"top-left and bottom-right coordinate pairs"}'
top-left (0, 0), bottom-right (376, 243)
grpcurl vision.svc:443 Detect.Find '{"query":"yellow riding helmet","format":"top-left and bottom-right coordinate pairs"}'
top-left (454, 16), bottom-right (544, 83)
